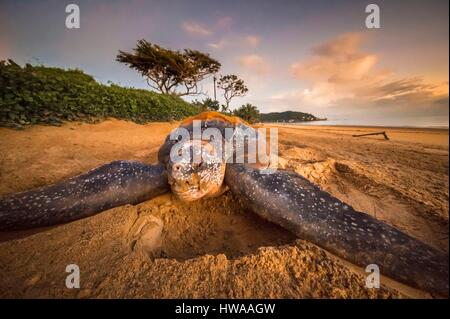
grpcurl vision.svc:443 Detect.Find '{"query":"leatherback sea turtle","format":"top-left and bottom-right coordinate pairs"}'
top-left (0, 112), bottom-right (448, 296)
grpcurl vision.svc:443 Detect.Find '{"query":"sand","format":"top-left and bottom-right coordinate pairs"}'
top-left (0, 119), bottom-right (448, 298)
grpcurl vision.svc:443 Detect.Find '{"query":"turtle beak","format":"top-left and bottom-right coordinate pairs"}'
top-left (169, 163), bottom-right (200, 198)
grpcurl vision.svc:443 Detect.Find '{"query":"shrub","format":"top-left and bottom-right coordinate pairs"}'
top-left (191, 97), bottom-right (220, 112)
top-left (0, 60), bottom-right (199, 128)
top-left (233, 103), bottom-right (260, 124)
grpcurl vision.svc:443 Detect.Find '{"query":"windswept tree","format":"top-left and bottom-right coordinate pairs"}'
top-left (117, 40), bottom-right (221, 96)
top-left (216, 74), bottom-right (248, 112)
top-left (233, 103), bottom-right (260, 124)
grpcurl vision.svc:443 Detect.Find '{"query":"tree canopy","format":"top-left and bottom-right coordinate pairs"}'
top-left (216, 74), bottom-right (248, 111)
top-left (117, 40), bottom-right (221, 96)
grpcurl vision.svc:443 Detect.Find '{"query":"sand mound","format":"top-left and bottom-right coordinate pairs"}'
top-left (0, 120), bottom-right (448, 298)
top-left (0, 192), bottom-right (399, 298)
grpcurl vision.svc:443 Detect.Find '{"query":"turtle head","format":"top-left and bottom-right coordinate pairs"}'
top-left (167, 140), bottom-right (226, 201)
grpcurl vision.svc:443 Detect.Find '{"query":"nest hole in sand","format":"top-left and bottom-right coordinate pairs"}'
top-left (128, 192), bottom-right (297, 261)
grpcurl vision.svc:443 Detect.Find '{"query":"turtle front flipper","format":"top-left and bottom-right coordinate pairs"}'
top-left (225, 164), bottom-right (449, 296)
top-left (0, 161), bottom-right (169, 231)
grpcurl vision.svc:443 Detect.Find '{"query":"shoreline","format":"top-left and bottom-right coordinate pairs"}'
top-left (1, 117), bottom-right (448, 132)
top-left (263, 122), bottom-right (449, 131)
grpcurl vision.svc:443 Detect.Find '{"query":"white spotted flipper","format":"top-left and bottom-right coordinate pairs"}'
top-left (0, 161), bottom-right (169, 231)
top-left (225, 164), bottom-right (449, 296)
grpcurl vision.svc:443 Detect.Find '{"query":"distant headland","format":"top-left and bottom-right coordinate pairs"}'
top-left (260, 111), bottom-right (326, 123)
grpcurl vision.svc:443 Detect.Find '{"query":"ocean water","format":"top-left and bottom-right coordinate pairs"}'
top-left (282, 116), bottom-right (449, 129)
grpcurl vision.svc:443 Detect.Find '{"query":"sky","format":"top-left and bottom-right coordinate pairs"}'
top-left (0, 0), bottom-right (448, 126)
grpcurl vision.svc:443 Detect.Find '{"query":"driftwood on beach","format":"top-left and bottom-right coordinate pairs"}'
top-left (352, 131), bottom-right (389, 140)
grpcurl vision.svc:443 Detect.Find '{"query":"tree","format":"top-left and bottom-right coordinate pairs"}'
top-left (216, 74), bottom-right (248, 112)
top-left (192, 97), bottom-right (220, 112)
top-left (233, 103), bottom-right (260, 124)
top-left (117, 40), bottom-right (221, 96)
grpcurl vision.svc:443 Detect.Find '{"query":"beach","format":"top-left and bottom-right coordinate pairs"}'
top-left (0, 120), bottom-right (448, 298)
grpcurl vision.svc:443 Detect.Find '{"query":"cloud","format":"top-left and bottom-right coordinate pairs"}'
top-left (291, 33), bottom-right (380, 84)
top-left (245, 35), bottom-right (260, 47)
top-left (357, 77), bottom-right (437, 101)
top-left (313, 32), bottom-right (364, 57)
top-left (217, 16), bottom-right (233, 30)
top-left (181, 21), bottom-right (212, 37)
top-left (208, 35), bottom-right (262, 50)
top-left (208, 39), bottom-right (227, 50)
top-left (283, 32), bottom-right (449, 119)
top-left (238, 54), bottom-right (270, 75)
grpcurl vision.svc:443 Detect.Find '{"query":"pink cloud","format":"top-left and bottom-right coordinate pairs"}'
top-left (208, 39), bottom-right (227, 50)
top-left (245, 35), bottom-right (261, 47)
top-left (181, 21), bottom-right (212, 37)
top-left (278, 32), bottom-right (449, 118)
top-left (217, 16), bottom-right (233, 30)
top-left (238, 54), bottom-right (270, 74)
top-left (291, 32), bottom-right (379, 84)
top-left (208, 35), bottom-right (262, 50)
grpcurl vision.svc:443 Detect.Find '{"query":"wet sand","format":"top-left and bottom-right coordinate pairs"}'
top-left (0, 120), bottom-right (448, 298)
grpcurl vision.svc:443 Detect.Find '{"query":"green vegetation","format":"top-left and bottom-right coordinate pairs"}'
top-left (216, 74), bottom-right (248, 112)
top-left (117, 40), bottom-right (220, 96)
top-left (260, 111), bottom-right (323, 123)
top-left (192, 97), bottom-right (220, 112)
top-left (0, 54), bottom-right (324, 129)
top-left (233, 103), bottom-right (260, 124)
top-left (0, 60), bottom-right (199, 128)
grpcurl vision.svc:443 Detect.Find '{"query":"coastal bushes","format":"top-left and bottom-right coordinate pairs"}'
top-left (0, 60), bottom-right (198, 128)
top-left (233, 103), bottom-right (260, 124)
